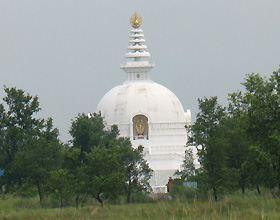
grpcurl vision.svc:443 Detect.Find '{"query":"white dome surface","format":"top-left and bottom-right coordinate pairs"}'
top-left (97, 81), bottom-right (185, 125)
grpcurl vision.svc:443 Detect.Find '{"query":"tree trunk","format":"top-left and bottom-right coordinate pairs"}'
top-left (75, 196), bottom-right (79, 209)
top-left (213, 186), bottom-right (218, 201)
top-left (241, 179), bottom-right (245, 195)
top-left (95, 193), bottom-right (103, 206)
top-left (60, 192), bottom-right (63, 208)
top-left (256, 185), bottom-right (261, 195)
top-left (94, 187), bottom-right (103, 206)
top-left (36, 180), bottom-right (43, 205)
top-left (241, 185), bottom-right (245, 195)
top-left (127, 181), bottom-right (131, 204)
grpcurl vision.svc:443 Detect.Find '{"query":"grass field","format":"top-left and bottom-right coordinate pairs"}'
top-left (1, 192), bottom-right (280, 220)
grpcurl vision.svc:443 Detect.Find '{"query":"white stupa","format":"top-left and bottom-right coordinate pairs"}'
top-left (96, 13), bottom-right (191, 193)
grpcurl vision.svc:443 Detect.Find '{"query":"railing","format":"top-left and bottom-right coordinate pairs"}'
top-left (133, 135), bottom-right (149, 140)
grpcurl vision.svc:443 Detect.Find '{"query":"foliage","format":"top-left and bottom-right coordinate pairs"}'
top-left (188, 67), bottom-right (280, 198)
top-left (69, 113), bottom-right (119, 163)
top-left (68, 113), bottom-right (153, 205)
top-left (175, 148), bottom-right (195, 181)
top-left (188, 96), bottom-right (237, 200)
top-left (46, 169), bottom-right (75, 208)
top-left (116, 140), bottom-right (153, 203)
top-left (0, 87), bottom-right (62, 204)
top-left (240, 71), bottom-right (280, 191)
top-left (2, 67), bottom-right (280, 207)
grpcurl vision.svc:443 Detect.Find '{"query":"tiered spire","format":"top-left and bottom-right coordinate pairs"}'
top-left (121, 13), bottom-right (155, 82)
top-left (125, 13), bottom-right (150, 61)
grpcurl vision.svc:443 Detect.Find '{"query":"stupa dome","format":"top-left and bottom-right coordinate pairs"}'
top-left (96, 81), bottom-right (190, 126)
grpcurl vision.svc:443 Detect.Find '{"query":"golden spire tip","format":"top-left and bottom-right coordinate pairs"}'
top-left (130, 12), bottom-right (142, 28)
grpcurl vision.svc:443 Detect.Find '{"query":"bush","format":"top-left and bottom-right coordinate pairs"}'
top-left (15, 183), bottom-right (37, 198)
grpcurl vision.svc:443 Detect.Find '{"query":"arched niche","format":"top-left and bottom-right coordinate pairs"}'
top-left (132, 114), bottom-right (148, 140)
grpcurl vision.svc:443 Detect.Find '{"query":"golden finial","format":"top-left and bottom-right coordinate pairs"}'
top-left (130, 12), bottom-right (142, 28)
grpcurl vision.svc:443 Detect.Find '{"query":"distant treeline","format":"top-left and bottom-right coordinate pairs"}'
top-left (1, 67), bottom-right (280, 206)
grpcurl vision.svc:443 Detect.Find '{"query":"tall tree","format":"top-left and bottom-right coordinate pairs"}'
top-left (0, 87), bottom-right (42, 186)
top-left (188, 97), bottom-right (236, 200)
top-left (11, 118), bottom-right (62, 203)
top-left (0, 87), bottom-right (62, 203)
top-left (237, 70), bottom-right (280, 191)
top-left (222, 94), bottom-right (252, 194)
top-left (68, 113), bottom-right (121, 205)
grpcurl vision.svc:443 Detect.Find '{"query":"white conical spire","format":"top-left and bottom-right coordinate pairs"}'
top-left (125, 28), bottom-right (150, 61)
top-left (121, 13), bottom-right (155, 83)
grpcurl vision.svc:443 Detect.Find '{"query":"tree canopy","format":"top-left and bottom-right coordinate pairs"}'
top-left (187, 68), bottom-right (280, 199)
top-left (0, 87), bottom-right (62, 203)
top-left (2, 67), bottom-right (280, 205)
top-left (0, 88), bottom-right (153, 206)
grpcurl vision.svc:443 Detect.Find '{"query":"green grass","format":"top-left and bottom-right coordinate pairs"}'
top-left (1, 193), bottom-right (280, 220)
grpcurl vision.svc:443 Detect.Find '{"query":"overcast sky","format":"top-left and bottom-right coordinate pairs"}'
top-left (1, 1), bottom-right (280, 142)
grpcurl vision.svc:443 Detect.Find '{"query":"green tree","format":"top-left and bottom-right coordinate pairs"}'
top-left (62, 147), bottom-right (87, 208)
top-left (226, 92), bottom-right (251, 194)
top-left (11, 120), bottom-right (62, 204)
top-left (69, 113), bottom-right (121, 205)
top-left (0, 87), bottom-right (62, 204)
top-left (47, 169), bottom-right (74, 208)
top-left (84, 146), bottom-right (125, 205)
top-left (229, 70), bottom-right (280, 192)
top-left (0, 87), bottom-right (42, 187)
top-left (175, 148), bottom-right (195, 181)
top-left (69, 113), bottom-right (153, 205)
top-left (69, 113), bottom-right (119, 163)
top-left (241, 145), bottom-right (273, 195)
top-left (188, 97), bottom-right (236, 200)
top-left (116, 139), bottom-right (153, 203)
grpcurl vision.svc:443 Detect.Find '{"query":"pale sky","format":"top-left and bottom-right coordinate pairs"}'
top-left (1, 1), bottom-right (280, 142)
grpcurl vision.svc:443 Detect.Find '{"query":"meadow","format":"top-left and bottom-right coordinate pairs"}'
top-left (1, 191), bottom-right (280, 220)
